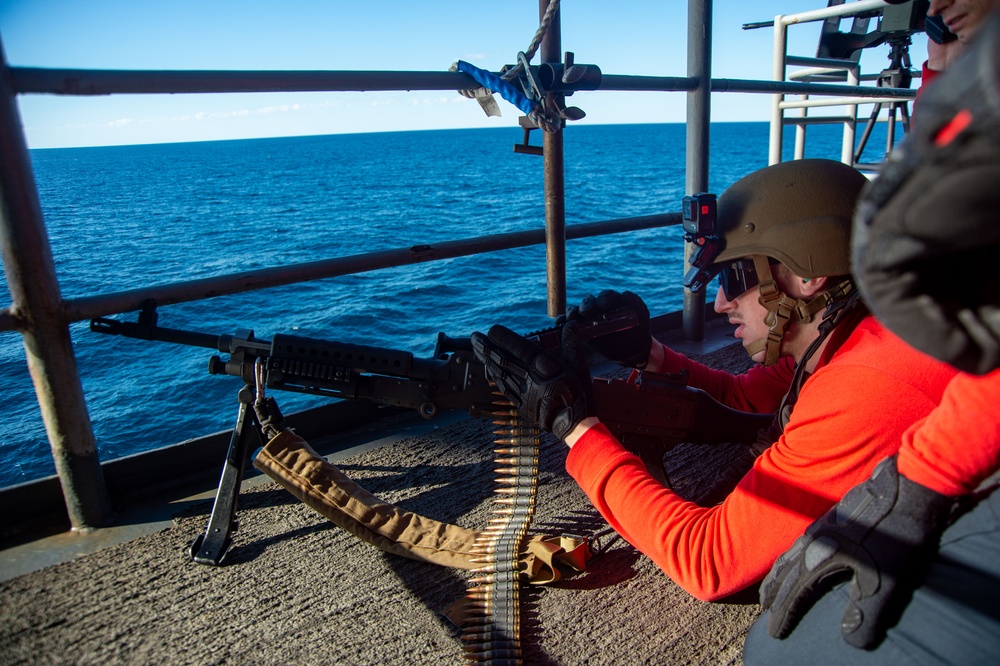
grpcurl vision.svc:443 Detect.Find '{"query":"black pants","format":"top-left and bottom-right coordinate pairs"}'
top-left (744, 484), bottom-right (1000, 665)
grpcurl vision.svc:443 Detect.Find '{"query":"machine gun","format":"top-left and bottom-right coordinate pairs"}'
top-left (91, 306), bottom-right (773, 565)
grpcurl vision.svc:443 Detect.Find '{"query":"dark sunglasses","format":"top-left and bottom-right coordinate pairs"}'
top-left (717, 259), bottom-right (760, 301)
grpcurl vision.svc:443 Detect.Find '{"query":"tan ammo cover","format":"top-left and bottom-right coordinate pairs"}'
top-left (253, 429), bottom-right (590, 582)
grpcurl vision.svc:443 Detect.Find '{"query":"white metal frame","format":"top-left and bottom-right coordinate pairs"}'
top-left (768, 0), bottom-right (910, 165)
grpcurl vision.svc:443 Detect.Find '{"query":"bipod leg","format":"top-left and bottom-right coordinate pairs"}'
top-left (189, 385), bottom-right (261, 565)
top-left (853, 101), bottom-right (881, 164)
top-left (885, 103), bottom-right (899, 151)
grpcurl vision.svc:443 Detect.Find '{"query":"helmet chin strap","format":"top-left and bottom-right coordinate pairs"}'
top-left (743, 255), bottom-right (856, 366)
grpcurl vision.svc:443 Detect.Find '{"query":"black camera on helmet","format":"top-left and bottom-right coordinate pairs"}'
top-left (681, 193), bottom-right (722, 293)
top-left (682, 192), bottom-right (717, 238)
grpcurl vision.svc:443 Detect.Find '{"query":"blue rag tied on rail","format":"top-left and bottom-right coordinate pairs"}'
top-left (456, 60), bottom-right (535, 116)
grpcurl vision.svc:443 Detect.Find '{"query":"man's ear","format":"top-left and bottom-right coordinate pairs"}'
top-left (799, 275), bottom-right (829, 298)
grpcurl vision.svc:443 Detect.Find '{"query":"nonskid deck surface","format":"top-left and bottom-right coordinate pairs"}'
top-left (0, 331), bottom-right (759, 665)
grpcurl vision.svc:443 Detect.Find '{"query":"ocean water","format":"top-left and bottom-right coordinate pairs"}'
top-left (0, 122), bottom-right (896, 486)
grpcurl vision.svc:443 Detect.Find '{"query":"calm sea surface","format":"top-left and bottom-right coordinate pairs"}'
top-left (0, 122), bottom-right (894, 486)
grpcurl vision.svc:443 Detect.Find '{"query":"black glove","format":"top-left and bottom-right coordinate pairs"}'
top-left (563, 290), bottom-right (652, 368)
top-left (759, 456), bottom-right (954, 649)
top-left (471, 322), bottom-right (594, 440)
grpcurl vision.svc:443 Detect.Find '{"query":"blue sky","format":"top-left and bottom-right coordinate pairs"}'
top-left (0, 1), bottom-right (925, 148)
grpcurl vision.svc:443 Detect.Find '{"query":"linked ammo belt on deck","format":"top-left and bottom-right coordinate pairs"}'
top-left (460, 403), bottom-right (540, 664)
top-left (252, 401), bottom-right (592, 665)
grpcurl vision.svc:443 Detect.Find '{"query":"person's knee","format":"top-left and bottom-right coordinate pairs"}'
top-left (741, 613), bottom-right (775, 665)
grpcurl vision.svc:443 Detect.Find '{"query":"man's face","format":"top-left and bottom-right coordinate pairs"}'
top-left (712, 279), bottom-right (771, 364)
top-left (929, 0), bottom-right (1000, 42)
top-left (712, 260), bottom-right (824, 364)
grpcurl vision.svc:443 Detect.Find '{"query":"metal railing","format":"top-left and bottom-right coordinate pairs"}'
top-left (767, 0), bottom-right (917, 166)
top-left (0, 0), bottom-right (915, 530)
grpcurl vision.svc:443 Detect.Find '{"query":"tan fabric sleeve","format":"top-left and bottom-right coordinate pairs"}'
top-left (253, 429), bottom-right (483, 569)
top-left (253, 428), bottom-right (591, 582)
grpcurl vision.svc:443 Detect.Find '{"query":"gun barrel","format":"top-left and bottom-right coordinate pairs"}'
top-left (91, 316), bottom-right (228, 350)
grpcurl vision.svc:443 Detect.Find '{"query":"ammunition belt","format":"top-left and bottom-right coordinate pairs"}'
top-left (461, 403), bottom-right (540, 665)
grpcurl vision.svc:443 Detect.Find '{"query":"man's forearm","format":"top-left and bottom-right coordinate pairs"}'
top-left (644, 339), bottom-right (667, 372)
top-left (564, 416), bottom-right (600, 448)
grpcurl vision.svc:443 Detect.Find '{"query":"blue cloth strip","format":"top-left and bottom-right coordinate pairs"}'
top-left (456, 60), bottom-right (535, 116)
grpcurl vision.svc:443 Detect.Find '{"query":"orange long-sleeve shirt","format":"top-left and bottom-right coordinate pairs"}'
top-left (643, 346), bottom-right (796, 414)
top-left (898, 369), bottom-right (1000, 496)
top-left (567, 316), bottom-right (957, 600)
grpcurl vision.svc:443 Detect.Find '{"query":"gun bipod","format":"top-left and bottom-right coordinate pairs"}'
top-left (188, 383), bottom-right (261, 566)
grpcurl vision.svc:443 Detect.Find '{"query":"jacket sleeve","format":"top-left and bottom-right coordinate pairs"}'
top-left (898, 369), bottom-right (1000, 495)
top-left (567, 361), bottom-right (950, 601)
top-left (646, 345), bottom-right (795, 414)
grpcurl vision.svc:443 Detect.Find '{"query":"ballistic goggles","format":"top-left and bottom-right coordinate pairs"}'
top-left (717, 258), bottom-right (761, 301)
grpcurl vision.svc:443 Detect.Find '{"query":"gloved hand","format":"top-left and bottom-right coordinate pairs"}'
top-left (563, 289), bottom-right (652, 368)
top-left (471, 322), bottom-right (595, 440)
top-left (759, 456), bottom-right (954, 649)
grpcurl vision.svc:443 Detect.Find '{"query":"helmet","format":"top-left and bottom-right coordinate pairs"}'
top-left (853, 13), bottom-right (1000, 375)
top-left (710, 159), bottom-right (868, 366)
top-left (715, 158), bottom-right (868, 277)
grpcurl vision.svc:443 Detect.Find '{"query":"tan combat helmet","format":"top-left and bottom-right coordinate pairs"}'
top-left (714, 159), bottom-right (868, 365)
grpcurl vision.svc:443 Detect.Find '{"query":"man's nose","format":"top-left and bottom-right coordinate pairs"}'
top-left (713, 285), bottom-right (732, 313)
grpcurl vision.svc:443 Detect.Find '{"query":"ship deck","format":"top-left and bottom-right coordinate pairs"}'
top-left (0, 321), bottom-right (761, 665)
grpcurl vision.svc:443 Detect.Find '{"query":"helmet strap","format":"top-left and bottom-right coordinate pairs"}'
top-left (776, 283), bottom-right (863, 423)
top-left (745, 256), bottom-right (856, 367)
top-left (748, 255), bottom-right (794, 366)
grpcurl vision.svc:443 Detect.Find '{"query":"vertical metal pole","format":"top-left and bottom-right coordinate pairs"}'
top-left (541, 0), bottom-right (566, 319)
top-left (842, 65), bottom-right (859, 165)
top-left (794, 97), bottom-right (808, 160)
top-left (682, 0), bottom-right (712, 342)
top-left (885, 103), bottom-right (898, 153)
top-left (0, 38), bottom-right (112, 528)
top-left (769, 15), bottom-right (787, 165)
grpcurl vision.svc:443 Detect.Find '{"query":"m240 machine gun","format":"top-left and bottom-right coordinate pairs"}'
top-left (91, 307), bottom-right (773, 565)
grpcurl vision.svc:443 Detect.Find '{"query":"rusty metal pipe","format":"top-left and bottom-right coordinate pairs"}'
top-left (9, 68), bottom-right (915, 99)
top-left (10, 68), bottom-right (476, 95)
top-left (683, 0), bottom-right (712, 342)
top-left (0, 38), bottom-right (112, 528)
top-left (0, 214), bottom-right (681, 328)
top-left (540, 0), bottom-right (566, 319)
